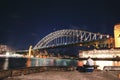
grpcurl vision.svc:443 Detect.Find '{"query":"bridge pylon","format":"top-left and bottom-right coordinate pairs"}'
top-left (28, 45), bottom-right (32, 57)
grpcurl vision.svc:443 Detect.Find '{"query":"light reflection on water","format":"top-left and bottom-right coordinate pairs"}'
top-left (1, 57), bottom-right (120, 70)
top-left (26, 58), bottom-right (77, 67)
top-left (3, 58), bottom-right (9, 70)
top-left (0, 57), bottom-right (77, 70)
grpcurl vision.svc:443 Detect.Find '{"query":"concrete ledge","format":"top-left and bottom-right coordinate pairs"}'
top-left (0, 66), bottom-right (75, 79)
top-left (11, 67), bottom-right (46, 76)
top-left (0, 70), bottom-right (11, 80)
top-left (103, 66), bottom-right (120, 71)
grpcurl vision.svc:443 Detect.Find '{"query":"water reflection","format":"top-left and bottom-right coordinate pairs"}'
top-left (26, 58), bottom-right (77, 67)
top-left (1, 57), bottom-right (120, 70)
top-left (3, 57), bottom-right (9, 70)
top-left (26, 58), bottom-right (31, 67)
top-left (35, 58), bottom-right (38, 66)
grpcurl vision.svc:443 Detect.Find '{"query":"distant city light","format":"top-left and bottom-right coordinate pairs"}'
top-left (106, 35), bottom-right (109, 38)
top-left (6, 52), bottom-right (10, 56)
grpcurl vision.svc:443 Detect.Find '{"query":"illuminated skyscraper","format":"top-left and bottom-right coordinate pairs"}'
top-left (114, 24), bottom-right (120, 48)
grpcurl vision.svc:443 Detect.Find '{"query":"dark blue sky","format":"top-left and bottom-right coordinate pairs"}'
top-left (0, 0), bottom-right (120, 50)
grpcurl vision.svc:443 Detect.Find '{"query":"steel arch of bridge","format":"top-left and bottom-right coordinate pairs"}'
top-left (33, 29), bottom-right (109, 49)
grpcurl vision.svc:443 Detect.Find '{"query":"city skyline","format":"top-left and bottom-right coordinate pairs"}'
top-left (0, 0), bottom-right (120, 50)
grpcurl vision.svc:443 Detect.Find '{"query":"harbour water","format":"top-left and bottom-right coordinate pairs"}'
top-left (0, 57), bottom-right (120, 70)
top-left (0, 57), bottom-right (77, 70)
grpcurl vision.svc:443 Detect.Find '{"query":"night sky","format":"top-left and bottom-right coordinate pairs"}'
top-left (0, 0), bottom-right (120, 50)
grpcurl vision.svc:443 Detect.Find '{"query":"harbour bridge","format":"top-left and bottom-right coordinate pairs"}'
top-left (16, 29), bottom-right (114, 55)
top-left (33, 29), bottom-right (113, 50)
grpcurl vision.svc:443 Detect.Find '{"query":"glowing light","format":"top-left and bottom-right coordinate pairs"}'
top-left (95, 61), bottom-right (113, 70)
top-left (79, 49), bottom-right (120, 58)
top-left (6, 52), bottom-right (10, 56)
top-left (114, 24), bottom-right (120, 48)
top-left (80, 44), bottom-right (82, 46)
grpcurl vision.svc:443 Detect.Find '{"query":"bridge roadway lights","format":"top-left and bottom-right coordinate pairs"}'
top-left (80, 39), bottom-right (114, 49)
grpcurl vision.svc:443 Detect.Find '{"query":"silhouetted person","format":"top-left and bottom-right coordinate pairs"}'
top-left (85, 56), bottom-right (94, 72)
top-left (86, 56), bottom-right (94, 66)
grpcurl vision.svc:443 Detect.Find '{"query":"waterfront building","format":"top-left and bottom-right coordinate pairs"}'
top-left (114, 24), bottom-right (120, 48)
top-left (79, 24), bottom-right (120, 58)
top-left (79, 49), bottom-right (120, 58)
top-left (0, 44), bottom-right (23, 57)
top-left (0, 45), bottom-right (13, 54)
